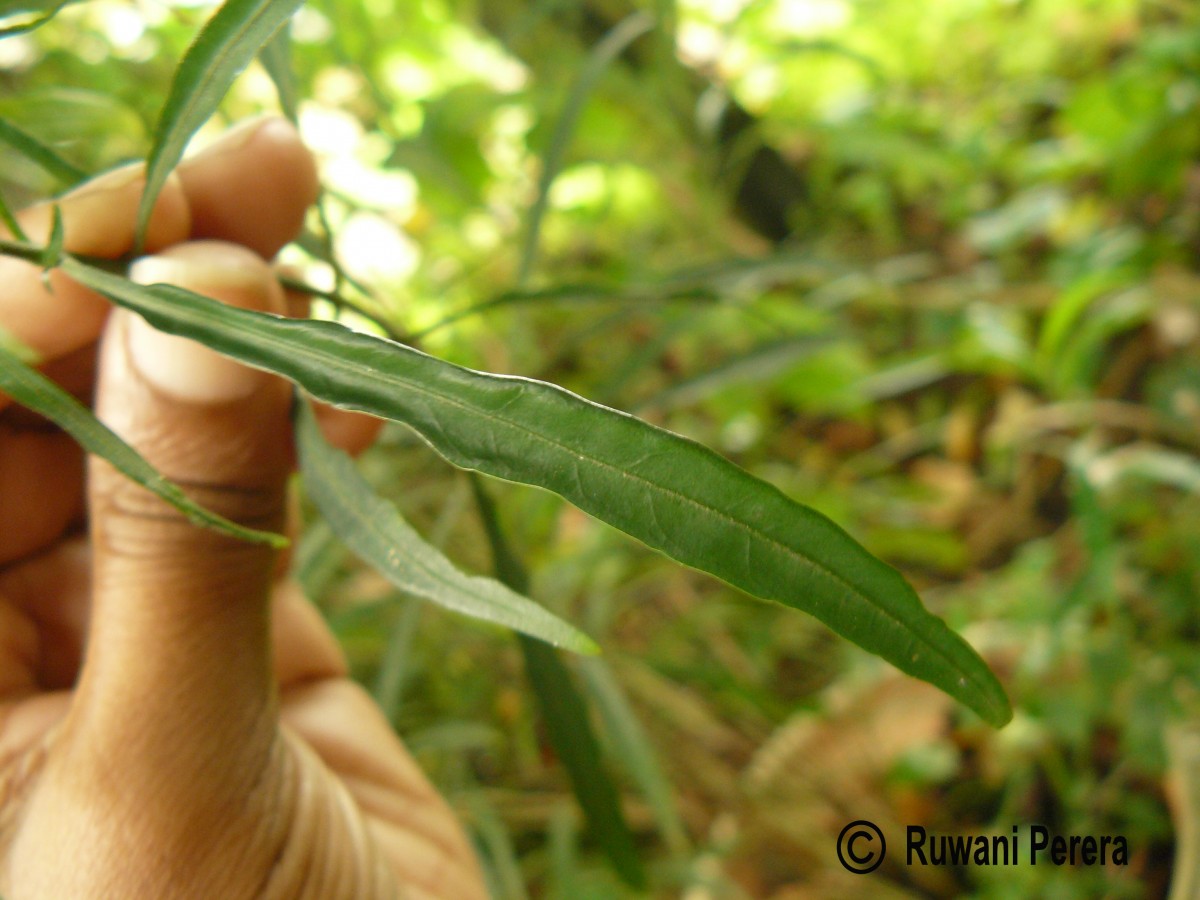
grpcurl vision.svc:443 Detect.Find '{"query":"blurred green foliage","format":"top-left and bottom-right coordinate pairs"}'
top-left (4, 0), bottom-right (1200, 895)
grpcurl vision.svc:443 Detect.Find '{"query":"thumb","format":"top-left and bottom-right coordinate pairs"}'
top-left (71, 240), bottom-right (291, 803)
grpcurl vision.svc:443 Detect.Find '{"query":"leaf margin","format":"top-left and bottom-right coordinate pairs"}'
top-left (58, 256), bottom-right (1013, 728)
top-left (0, 336), bottom-right (287, 548)
top-left (294, 399), bottom-right (599, 655)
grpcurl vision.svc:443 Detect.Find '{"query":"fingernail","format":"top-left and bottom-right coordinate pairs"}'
top-left (126, 248), bottom-right (273, 403)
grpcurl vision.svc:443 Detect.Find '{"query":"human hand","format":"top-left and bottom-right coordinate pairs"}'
top-left (0, 117), bottom-right (488, 899)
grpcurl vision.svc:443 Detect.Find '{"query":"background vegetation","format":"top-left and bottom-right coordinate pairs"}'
top-left (3, 0), bottom-right (1199, 896)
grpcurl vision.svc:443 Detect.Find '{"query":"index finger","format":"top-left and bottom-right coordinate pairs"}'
top-left (0, 166), bottom-right (191, 366)
top-left (176, 116), bottom-right (318, 259)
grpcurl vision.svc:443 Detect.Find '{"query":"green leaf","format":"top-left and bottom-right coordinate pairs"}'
top-left (579, 657), bottom-right (690, 859)
top-left (371, 598), bottom-right (422, 723)
top-left (0, 87), bottom-right (147, 176)
top-left (41, 204), bottom-right (62, 270)
top-left (0, 339), bottom-right (286, 548)
top-left (465, 793), bottom-right (532, 900)
top-left (295, 401), bottom-right (598, 654)
top-left (134, 0), bottom-right (305, 248)
top-left (471, 477), bottom-right (647, 888)
top-left (0, 0), bottom-right (70, 37)
top-left (518, 11), bottom-right (654, 284)
top-left (0, 325), bottom-right (38, 365)
top-left (0, 190), bottom-right (26, 243)
top-left (61, 258), bottom-right (1013, 727)
top-left (0, 0), bottom-right (71, 13)
top-left (0, 117), bottom-right (87, 184)
top-left (520, 637), bottom-right (647, 888)
top-left (637, 335), bottom-right (833, 414)
top-left (258, 24), bottom-right (298, 123)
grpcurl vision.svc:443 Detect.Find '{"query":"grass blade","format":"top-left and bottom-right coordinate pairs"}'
top-left (0, 190), bottom-right (27, 242)
top-left (295, 401), bottom-right (598, 654)
top-left (579, 657), bottom-right (690, 858)
top-left (258, 23), bottom-right (298, 123)
top-left (134, 0), bottom-right (304, 248)
top-left (0, 117), bottom-right (87, 184)
top-left (518, 11), bottom-right (654, 284)
top-left (521, 636), bottom-right (647, 889)
top-left (471, 476), bottom-right (647, 888)
top-left (466, 793), bottom-right (532, 900)
top-left (62, 257), bottom-right (1012, 727)
top-left (0, 339), bottom-right (286, 548)
top-left (372, 598), bottom-right (422, 723)
top-left (0, 0), bottom-right (70, 37)
top-left (636, 335), bottom-right (833, 414)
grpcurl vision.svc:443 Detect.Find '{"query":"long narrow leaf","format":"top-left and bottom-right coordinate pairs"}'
top-left (0, 117), bottom-right (86, 184)
top-left (579, 657), bottom-right (691, 858)
top-left (372, 598), bottom-right (422, 723)
top-left (0, 340), bottom-right (286, 548)
top-left (258, 24), bottom-right (298, 123)
top-left (0, 0), bottom-right (70, 37)
top-left (0, 190), bottom-right (26, 242)
top-left (42, 204), bottom-right (62, 270)
top-left (294, 401), bottom-right (598, 654)
top-left (471, 476), bottom-right (647, 888)
top-left (0, 325), bottom-right (36, 364)
top-left (521, 636), bottom-right (648, 888)
top-left (518, 12), bottom-right (654, 284)
top-left (636, 335), bottom-right (832, 414)
top-left (134, 0), bottom-right (304, 248)
top-left (466, 794), bottom-right (532, 900)
top-left (62, 258), bottom-right (1012, 727)
top-left (0, 0), bottom-right (71, 13)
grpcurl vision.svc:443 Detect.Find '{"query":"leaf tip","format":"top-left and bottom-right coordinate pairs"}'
top-left (574, 634), bottom-right (603, 656)
top-left (263, 531), bottom-right (291, 550)
top-left (986, 696), bottom-right (1015, 729)
top-left (965, 679), bottom-right (1013, 729)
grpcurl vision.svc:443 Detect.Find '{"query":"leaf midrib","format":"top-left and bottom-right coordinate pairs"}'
top-left (165, 1), bottom-right (278, 136)
top-left (67, 260), bottom-right (999, 714)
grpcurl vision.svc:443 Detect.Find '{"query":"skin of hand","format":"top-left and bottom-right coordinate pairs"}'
top-left (0, 117), bottom-right (489, 899)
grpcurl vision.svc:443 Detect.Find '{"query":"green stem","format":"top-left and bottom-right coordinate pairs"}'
top-left (0, 236), bottom-right (46, 265)
top-left (0, 240), bottom-right (405, 343)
